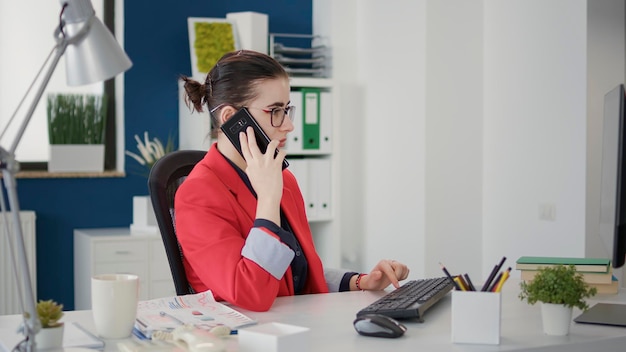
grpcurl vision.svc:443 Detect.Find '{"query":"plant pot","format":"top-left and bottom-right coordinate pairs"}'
top-left (130, 195), bottom-right (159, 235)
top-left (35, 324), bottom-right (64, 349)
top-left (49, 144), bottom-right (105, 172)
top-left (541, 303), bottom-right (573, 335)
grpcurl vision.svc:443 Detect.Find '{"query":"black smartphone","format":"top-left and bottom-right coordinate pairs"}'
top-left (220, 107), bottom-right (289, 169)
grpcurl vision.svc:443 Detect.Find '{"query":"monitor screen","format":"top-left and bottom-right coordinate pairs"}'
top-left (599, 83), bottom-right (626, 268)
top-left (576, 84), bottom-right (626, 328)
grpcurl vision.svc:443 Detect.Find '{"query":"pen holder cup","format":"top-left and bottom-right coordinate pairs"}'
top-left (451, 291), bottom-right (501, 345)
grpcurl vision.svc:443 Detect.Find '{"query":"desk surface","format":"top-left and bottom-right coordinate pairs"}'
top-left (2, 282), bottom-right (626, 351)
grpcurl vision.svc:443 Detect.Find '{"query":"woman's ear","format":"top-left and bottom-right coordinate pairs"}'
top-left (219, 106), bottom-right (238, 125)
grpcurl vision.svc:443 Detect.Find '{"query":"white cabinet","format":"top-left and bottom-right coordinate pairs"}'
top-left (74, 228), bottom-right (175, 310)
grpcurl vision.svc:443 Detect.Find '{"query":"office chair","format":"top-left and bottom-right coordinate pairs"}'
top-left (148, 149), bottom-right (206, 295)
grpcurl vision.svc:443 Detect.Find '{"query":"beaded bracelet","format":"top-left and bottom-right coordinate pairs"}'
top-left (355, 273), bottom-right (367, 291)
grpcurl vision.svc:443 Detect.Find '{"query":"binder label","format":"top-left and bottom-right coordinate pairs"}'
top-left (302, 88), bottom-right (321, 150)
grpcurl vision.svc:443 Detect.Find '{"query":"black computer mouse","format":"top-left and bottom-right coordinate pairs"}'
top-left (353, 314), bottom-right (407, 338)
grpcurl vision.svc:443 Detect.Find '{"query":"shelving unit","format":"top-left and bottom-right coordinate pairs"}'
top-left (290, 77), bottom-right (333, 88)
top-left (270, 33), bottom-right (331, 78)
top-left (287, 77), bottom-right (340, 268)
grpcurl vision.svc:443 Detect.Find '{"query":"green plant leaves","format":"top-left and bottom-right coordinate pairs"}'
top-left (37, 299), bottom-right (64, 328)
top-left (125, 131), bottom-right (176, 178)
top-left (518, 264), bottom-right (597, 310)
top-left (47, 93), bottom-right (108, 144)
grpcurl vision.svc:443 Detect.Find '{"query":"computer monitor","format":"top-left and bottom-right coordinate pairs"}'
top-left (575, 83), bottom-right (626, 327)
top-left (599, 83), bottom-right (626, 269)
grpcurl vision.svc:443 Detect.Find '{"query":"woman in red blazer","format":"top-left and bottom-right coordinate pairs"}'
top-left (177, 50), bottom-right (409, 312)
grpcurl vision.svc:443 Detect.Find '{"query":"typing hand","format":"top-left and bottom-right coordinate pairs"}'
top-left (358, 260), bottom-right (410, 291)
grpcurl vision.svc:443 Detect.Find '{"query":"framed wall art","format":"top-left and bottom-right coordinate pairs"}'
top-left (188, 17), bottom-right (240, 79)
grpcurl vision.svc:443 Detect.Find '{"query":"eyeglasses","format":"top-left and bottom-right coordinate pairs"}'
top-left (246, 105), bottom-right (296, 127)
top-left (210, 103), bottom-right (296, 127)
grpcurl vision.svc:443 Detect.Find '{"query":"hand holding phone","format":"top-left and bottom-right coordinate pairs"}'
top-left (220, 107), bottom-right (289, 169)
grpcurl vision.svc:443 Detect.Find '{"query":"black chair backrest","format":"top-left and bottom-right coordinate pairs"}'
top-left (148, 150), bottom-right (206, 295)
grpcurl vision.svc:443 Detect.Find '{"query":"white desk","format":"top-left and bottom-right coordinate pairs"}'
top-left (2, 283), bottom-right (626, 351)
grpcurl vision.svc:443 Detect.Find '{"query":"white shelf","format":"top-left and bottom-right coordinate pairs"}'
top-left (290, 77), bottom-right (334, 88)
top-left (287, 150), bottom-right (331, 157)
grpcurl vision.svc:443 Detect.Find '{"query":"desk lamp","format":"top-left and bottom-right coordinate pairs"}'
top-left (1, 1), bottom-right (131, 350)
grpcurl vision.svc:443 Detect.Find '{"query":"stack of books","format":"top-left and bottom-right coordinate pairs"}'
top-left (515, 256), bottom-right (619, 294)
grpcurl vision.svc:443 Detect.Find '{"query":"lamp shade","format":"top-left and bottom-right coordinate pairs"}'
top-left (62, 0), bottom-right (132, 86)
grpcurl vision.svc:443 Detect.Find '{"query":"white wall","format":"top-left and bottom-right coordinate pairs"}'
top-left (316, 0), bottom-right (624, 282)
top-left (314, 0), bottom-right (428, 276)
top-left (357, 0), bottom-right (428, 276)
top-left (482, 0), bottom-right (588, 277)
top-left (424, 1), bottom-right (484, 279)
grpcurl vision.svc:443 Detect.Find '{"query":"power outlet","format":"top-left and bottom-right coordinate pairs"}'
top-left (538, 202), bottom-right (556, 221)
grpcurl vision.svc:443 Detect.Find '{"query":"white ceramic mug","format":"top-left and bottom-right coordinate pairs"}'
top-left (91, 274), bottom-right (139, 339)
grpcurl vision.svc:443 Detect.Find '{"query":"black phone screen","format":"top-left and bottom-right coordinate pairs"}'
top-left (220, 107), bottom-right (289, 169)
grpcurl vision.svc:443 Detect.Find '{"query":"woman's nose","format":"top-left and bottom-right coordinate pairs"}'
top-left (282, 114), bottom-right (295, 132)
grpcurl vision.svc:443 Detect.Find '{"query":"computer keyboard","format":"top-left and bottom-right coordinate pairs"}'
top-left (356, 276), bottom-right (454, 321)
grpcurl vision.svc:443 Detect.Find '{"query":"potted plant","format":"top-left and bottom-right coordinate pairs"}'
top-left (126, 131), bottom-right (175, 234)
top-left (35, 299), bottom-right (65, 349)
top-left (47, 93), bottom-right (108, 172)
top-left (519, 264), bottom-right (597, 335)
top-left (125, 131), bottom-right (175, 178)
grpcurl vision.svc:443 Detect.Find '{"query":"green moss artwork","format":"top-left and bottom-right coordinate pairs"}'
top-left (194, 22), bottom-right (236, 73)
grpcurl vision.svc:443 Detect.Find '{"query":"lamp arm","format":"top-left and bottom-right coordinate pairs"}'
top-left (0, 40), bottom-right (69, 352)
top-left (0, 14), bottom-right (91, 352)
top-left (0, 168), bottom-right (39, 351)
top-left (0, 172), bottom-right (35, 352)
top-left (0, 37), bottom-right (69, 352)
top-left (4, 14), bottom-right (93, 155)
top-left (6, 42), bottom-right (67, 155)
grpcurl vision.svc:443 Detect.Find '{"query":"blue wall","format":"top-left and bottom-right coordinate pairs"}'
top-left (21, 0), bottom-right (311, 310)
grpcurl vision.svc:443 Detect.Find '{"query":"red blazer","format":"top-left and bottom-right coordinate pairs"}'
top-left (175, 144), bottom-right (329, 311)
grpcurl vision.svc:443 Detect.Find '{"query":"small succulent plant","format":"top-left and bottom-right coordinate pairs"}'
top-left (37, 299), bottom-right (64, 328)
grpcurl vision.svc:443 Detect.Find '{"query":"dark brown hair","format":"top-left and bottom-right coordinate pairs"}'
top-left (181, 50), bottom-right (288, 137)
